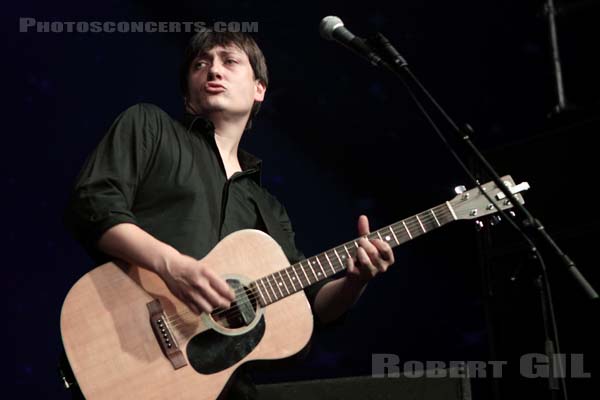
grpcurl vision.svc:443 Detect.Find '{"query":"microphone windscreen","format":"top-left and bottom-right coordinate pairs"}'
top-left (319, 16), bottom-right (344, 40)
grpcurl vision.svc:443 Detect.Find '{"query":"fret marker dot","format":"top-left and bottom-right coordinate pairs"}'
top-left (318, 272), bottom-right (322, 275)
top-left (278, 282), bottom-right (282, 286)
top-left (385, 235), bottom-right (391, 241)
top-left (312, 261), bottom-right (316, 264)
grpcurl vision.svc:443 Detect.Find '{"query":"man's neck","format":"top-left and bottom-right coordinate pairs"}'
top-left (210, 113), bottom-right (251, 178)
top-left (211, 118), bottom-right (244, 164)
top-left (185, 105), bottom-right (250, 175)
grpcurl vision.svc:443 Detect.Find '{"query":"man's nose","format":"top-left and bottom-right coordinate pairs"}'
top-left (207, 60), bottom-right (224, 80)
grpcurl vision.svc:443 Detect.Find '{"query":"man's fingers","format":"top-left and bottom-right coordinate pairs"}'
top-left (346, 256), bottom-right (356, 274)
top-left (186, 292), bottom-right (213, 314)
top-left (371, 239), bottom-right (395, 264)
top-left (204, 267), bottom-right (236, 301)
top-left (192, 278), bottom-right (231, 309)
top-left (355, 238), bottom-right (394, 273)
top-left (358, 237), bottom-right (379, 259)
top-left (357, 247), bottom-right (377, 277)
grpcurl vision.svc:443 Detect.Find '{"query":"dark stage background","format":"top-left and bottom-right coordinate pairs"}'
top-left (8, 0), bottom-right (599, 399)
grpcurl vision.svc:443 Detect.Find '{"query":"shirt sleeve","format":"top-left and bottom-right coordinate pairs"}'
top-left (63, 103), bottom-right (158, 261)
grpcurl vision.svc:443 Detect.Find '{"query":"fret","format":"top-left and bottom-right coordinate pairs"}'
top-left (264, 277), bottom-right (277, 302)
top-left (266, 276), bottom-right (279, 301)
top-left (275, 272), bottom-right (286, 297)
top-left (324, 252), bottom-right (336, 274)
top-left (314, 257), bottom-right (326, 279)
top-left (291, 266), bottom-right (302, 290)
top-left (307, 260), bottom-right (318, 281)
top-left (280, 271), bottom-right (291, 295)
top-left (254, 282), bottom-right (267, 306)
top-left (286, 268), bottom-right (298, 291)
top-left (376, 231), bottom-right (384, 243)
top-left (300, 261), bottom-right (311, 286)
top-left (388, 226), bottom-right (399, 245)
top-left (438, 205), bottom-right (452, 224)
top-left (431, 208), bottom-right (441, 227)
top-left (415, 215), bottom-right (427, 233)
top-left (258, 278), bottom-right (271, 304)
top-left (402, 220), bottom-right (413, 239)
top-left (287, 266), bottom-right (302, 292)
top-left (343, 244), bottom-right (352, 259)
top-left (280, 268), bottom-right (296, 294)
top-left (283, 270), bottom-right (293, 294)
top-left (425, 213), bottom-right (437, 231)
top-left (333, 248), bottom-right (344, 269)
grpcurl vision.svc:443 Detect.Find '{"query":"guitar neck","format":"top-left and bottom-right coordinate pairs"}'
top-left (252, 201), bottom-right (457, 306)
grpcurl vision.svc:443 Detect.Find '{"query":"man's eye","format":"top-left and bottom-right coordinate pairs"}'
top-left (225, 59), bottom-right (238, 64)
top-left (195, 61), bottom-right (207, 68)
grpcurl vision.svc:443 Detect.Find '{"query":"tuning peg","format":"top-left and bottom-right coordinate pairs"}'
top-left (490, 215), bottom-right (502, 226)
top-left (475, 220), bottom-right (484, 231)
top-left (454, 185), bottom-right (467, 194)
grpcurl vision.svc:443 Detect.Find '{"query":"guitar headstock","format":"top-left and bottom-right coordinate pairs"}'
top-left (449, 175), bottom-right (529, 220)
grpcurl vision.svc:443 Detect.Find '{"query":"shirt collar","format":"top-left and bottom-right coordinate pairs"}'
top-left (181, 112), bottom-right (215, 135)
top-left (180, 112), bottom-right (263, 184)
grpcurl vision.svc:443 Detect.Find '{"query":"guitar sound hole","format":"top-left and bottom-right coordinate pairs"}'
top-left (211, 279), bottom-right (258, 329)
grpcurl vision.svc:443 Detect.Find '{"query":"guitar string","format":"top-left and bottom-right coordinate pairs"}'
top-left (164, 209), bottom-right (454, 328)
top-left (171, 204), bottom-right (454, 313)
top-left (164, 210), bottom-right (449, 319)
top-left (165, 209), bottom-right (452, 328)
top-left (163, 209), bottom-right (454, 329)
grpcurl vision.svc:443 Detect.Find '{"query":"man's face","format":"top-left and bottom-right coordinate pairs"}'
top-left (186, 44), bottom-right (265, 121)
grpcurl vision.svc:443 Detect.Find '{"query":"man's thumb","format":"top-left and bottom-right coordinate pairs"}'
top-left (358, 215), bottom-right (370, 236)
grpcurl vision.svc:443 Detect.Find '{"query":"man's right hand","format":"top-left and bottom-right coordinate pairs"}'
top-left (97, 223), bottom-right (236, 315)
top-left (158, 254), bottom-right (236, 314)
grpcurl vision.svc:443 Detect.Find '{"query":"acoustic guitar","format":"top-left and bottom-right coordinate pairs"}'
top-left (60, 176), bottom-right (528, 399)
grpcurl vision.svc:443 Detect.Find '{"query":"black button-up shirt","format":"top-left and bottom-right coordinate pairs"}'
top-left (64, 103), bottom-right (328, 303)
top-left (64, 103), bottom-right (337, 399)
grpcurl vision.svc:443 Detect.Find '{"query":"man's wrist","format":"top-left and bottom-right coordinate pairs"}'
top-left (343, 273), bottom-right (369, 292)
top-left (154, 245), bottom-right (185, 277)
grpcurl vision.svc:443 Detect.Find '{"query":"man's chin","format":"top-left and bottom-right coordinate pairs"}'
top-left (193, 101), bottom-right (226, 115)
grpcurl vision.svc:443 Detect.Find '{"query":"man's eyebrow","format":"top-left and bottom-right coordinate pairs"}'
top-left (195, 48), bottom-right (244, 59)
top-left (217, 49), bottom-right (244, 57)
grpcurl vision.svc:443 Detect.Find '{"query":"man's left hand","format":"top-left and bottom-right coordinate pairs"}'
top-left (346, 215), bottom-right (395, 283)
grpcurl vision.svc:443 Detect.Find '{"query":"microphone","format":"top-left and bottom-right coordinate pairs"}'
top-left (319, 16), bottom-right (384, 67)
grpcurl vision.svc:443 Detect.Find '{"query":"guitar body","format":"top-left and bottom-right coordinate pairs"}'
top-left (60, 229), bottom-right (314, 400)
top-left (60, 176), bottom-right (528, 399)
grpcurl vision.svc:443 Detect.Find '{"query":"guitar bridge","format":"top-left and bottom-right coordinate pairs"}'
top-left (147, 299), bottom-right (188, 369)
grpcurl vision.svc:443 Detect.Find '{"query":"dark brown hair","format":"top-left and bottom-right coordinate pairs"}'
top-left (180, 31), bottom-right (269, 129)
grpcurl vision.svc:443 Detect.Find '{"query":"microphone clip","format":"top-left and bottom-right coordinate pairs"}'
top-left (367, 32), bottom-right (408, 70)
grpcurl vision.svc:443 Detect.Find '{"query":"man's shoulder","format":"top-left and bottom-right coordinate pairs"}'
top-left (111, 103), bottom-right (182, 141)
top-left (118, 103), bottom-right (173, 121)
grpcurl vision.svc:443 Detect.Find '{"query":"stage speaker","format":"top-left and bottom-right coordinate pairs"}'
top-left (256, 369), bottom-right (471, 400)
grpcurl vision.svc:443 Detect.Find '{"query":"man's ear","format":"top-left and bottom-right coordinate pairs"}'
top-left (254, 80), bottom-right (266, 102)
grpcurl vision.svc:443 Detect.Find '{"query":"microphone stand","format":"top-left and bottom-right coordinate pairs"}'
top-left (360, 32), bottom-right (598, 400)
top-left (544, 0), bottom-right (569, 115)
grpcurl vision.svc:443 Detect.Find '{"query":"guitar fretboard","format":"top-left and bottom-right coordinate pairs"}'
top-left (251, 202), bottom-right (456, 306)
